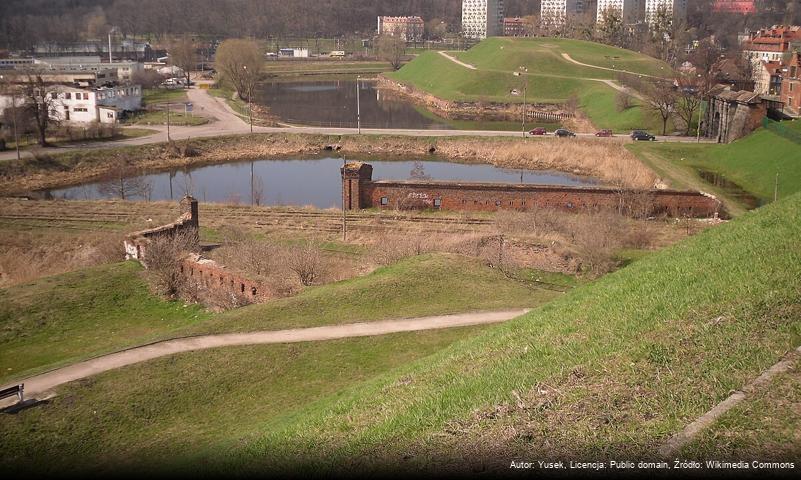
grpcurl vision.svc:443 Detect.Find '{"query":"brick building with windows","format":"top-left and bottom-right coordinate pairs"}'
top-left (377, 16), bottom-right (425, 42)
top-left (780, 52), bottom-right (801, 115)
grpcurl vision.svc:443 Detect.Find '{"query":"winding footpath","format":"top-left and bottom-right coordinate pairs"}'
top-left (1, 309), bottom-right (529, 401)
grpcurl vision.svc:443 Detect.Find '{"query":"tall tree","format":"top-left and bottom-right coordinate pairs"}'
top-left (215, 39), bottom-right (263, 102)
top-left (20, 72), bottom-right (61, 147)
top-left (674, 75), bottom-right (702, 136)
top-left (376, 34), bottom-right (406, 71)
top-left (170, 36), bottom-right (197, 87)
top-left (645, 81), bottom-right (678, 136)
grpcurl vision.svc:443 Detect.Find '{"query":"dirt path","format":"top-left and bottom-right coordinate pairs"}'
top-left (560, 53), bottom-right (666, 80)
top-left (658, 346), bottom-right (801, 457)
top-left (1, 309), bottom-right (529, 401)
top-left (438, 51), bottom-right (477, 70)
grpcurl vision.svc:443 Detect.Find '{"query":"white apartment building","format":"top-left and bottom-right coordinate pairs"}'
top-left (644, 0), bottom-right (687, 27)
top-left (540, 0), bottom-right (587, 29)
top-left (596, 0), bottom-right (644, 25)
top-left (462, 0), bottom-right (505, 39)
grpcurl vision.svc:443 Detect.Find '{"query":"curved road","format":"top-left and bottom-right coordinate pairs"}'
top-left (0, 309), bottom-right (529, 401)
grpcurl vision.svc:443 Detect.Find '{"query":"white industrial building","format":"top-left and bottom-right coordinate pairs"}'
top-left (44, 84), bottom-right (142, 124)
top-left (33, 57), bottom-right (143, 82)
top-left (462, 0), bottom-right (505, 39)
top-left (540, 0), bottom-right (588, 29)
top-left (596, 0), bottom-right (644, 25)
top-left (644, 0), bottom-right (687, 27)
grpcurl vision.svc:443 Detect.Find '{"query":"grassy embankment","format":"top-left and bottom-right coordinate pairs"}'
top-left (389, 37), bottom-right (673, 133)
top-left (1, 191), bottom-right (799, 472)
top-left (629, 120), bottom-right (801, 216)
top-left (0, 254), bottom-right (551, 386)
top-left (129, 88), bottom-right (208, 127)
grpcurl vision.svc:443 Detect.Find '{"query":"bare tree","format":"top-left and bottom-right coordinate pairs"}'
top-left (285, 242), bottom-right (324, 286)
top-left (215, 38), bottom-right (263, 102)
top-left (644, 81), bottom-right (677, 135)
top-left (597, 6), bottom-right (624, 46)
top-left (169, 35), bottom-right (196, 87)
top-left (376, 34), bottom-right (406, 71)
top-left (143, 230), bottom-right (199, 298)
top-left (98, 163), bottom-right (153, 200)
top-left (132, 69), bottom-right (165, 89)
top-left (674, 75), bottom-right (702, 136)
top-left (19, 72), bottom-right (60, 147)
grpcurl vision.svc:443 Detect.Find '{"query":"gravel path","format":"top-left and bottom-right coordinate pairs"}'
top-left (1, 309), bottom-right (529, 401)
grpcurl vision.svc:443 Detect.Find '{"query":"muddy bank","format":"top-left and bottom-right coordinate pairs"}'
top-left (376, 76), bottom-right (574, 124)
top-left (0, 133), bottom-right (657, 195)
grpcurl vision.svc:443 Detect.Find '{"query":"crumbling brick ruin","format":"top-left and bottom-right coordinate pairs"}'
top-left (124, 196), bottom-right (268, 302)
top-left (342, 162), bottom-right (723, 218)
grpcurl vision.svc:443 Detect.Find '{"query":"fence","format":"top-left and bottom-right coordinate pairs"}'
top-left (762, 118), bottom-right (801, 145)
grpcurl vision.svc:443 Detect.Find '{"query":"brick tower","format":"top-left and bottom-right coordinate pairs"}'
top-left (341, 162), bottom-right (373, 210)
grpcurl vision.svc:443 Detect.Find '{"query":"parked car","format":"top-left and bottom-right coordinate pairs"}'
top-left (528, 127), bottom-right (547, 136)
top-left (595, 129), bottom-right (613, 137)
top-left (632, 131), bottom-right (657, 141)
top-left (554, 128), bottom-right (576, 138)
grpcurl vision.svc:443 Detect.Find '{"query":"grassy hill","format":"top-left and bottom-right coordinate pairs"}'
top-left (388, 38), bottom-right (672, 132)
top-left (0, 262), bottom-right (209, 384)
top-left (2, 191), bottom-right (800, 472)
top-left (629, 120), bottom-right (801, 215)
top-left (456, 37), bottom-right (672, 80)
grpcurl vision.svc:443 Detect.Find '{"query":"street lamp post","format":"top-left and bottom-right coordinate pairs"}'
top-left (244, 65), bottom-right (253, 133)
top-left (166, 102), bottom-right (171, 142)
top-left (522, 79), bottom-right (528, 139)
top-left (356, 75), bottom-right (361, 134)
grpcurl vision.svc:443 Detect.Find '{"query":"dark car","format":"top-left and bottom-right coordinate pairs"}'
top-left (632, 131), bottom-right (656, 141)
top-left (528, 127), bottom-right (547, 136)
top-left (554, 128), bottom-right (576, 138)
top-left (595, 129), bottom-right (613, 137)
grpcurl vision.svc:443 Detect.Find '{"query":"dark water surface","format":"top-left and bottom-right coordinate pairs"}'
top-left (696, 169), bottom-right (764, 210)
top-left (46, 158), bottom-right (599, 209)
top-left (254, 80), bottom-right (544, 131)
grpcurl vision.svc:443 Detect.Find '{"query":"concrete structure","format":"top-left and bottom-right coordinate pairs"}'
top-left (712, 0), bottom-right (756, 14)
top-left (125, 196), bottom-right (267, 302)
top-left (462, 0), bottom-right (505, 39)
top-left (377, 16), bottom-right (425, 42)
top-left (541, 0), bottom-right (588, 29)
top-left (32, 40), bottom-right (155, 62)
top-left (596, 0), bottom-right (644, 25)
top-left (0, 58), bottom-right (34, 70)
top-left (503, 17), bottom-right (526, 36)
top-left (33, 57), bottom-right (143, 83)
top-left (278, 48), bottom-right (310, 58)
top-left (644, 0), bottom-right (687, 28)
top-left (341, 162), bottom-right (722, 218)
top-left (780, 52), bottom-right (801, 115)
top-left (704, 85), bottom-right (766, 143)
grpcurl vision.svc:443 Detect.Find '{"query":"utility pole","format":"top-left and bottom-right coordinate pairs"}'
top-left (166, 102), bottom-right (171, 142)
top-left (774, 172), bottom-right (779, 202)
top-left (342, 155), bottom-right (348, 241)
top-left (356, 75), bottom-right (361, 134)
top-left (243, 65), bottom-right (253, 133)
top-left (522, 80), bottom-right (527, 139)
top-left (0, 75), bottom-right (21, 161)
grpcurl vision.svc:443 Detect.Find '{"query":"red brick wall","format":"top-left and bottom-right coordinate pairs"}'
top-left (181, 256), bottom-right (269, 301)
top-left (361, 182), bottom-right (722, 218)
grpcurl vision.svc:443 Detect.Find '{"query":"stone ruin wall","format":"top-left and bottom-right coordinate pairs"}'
top-left (124, 196), bottom-right (269, 302)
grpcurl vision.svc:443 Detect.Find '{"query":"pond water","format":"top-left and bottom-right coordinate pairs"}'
top-left (45, 157), bottom-right (599, 209)
top-left (696, 169), bottom-right (764, 210)
top-left (254, 80), bottom-right (553, 131)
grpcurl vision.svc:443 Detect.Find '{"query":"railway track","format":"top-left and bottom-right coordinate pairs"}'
top-left (0, 199), bottom-right (497, 235)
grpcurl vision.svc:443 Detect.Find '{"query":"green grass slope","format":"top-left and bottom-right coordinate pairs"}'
top-left (0, 262), bottom-right (209, 384)
top-left (629, 124), bottom-right (801, 209)
top-left (389, 38), bottom-right (670, 131)
top-left (217, 192), bottom-right (801, 472)
top-left (190, 254), bottom-right (555, 335)
top-left (457, 37), bottom-right (672, 79)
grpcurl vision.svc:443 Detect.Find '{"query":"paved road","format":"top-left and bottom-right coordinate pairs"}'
top-left (0, 309), bottom-right (529, 401)
top-left (0, 86), bottom-right (713, 162)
